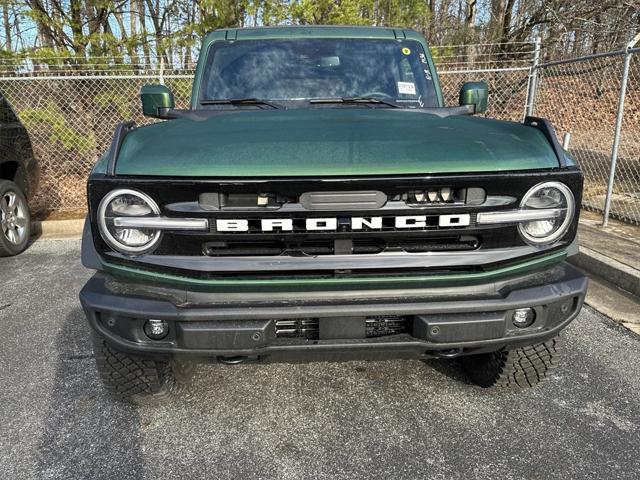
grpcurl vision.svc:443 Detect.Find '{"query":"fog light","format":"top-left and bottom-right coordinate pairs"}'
top-left (144, 319), bottom-right (169, 339)
top-left (512, 308), bottom-right (536, 328)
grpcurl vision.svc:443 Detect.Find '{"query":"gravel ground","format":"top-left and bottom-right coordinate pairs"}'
top-left (1, 239), bottom-right (639, 480)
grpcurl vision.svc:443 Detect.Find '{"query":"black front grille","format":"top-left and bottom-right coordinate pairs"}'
top-left (88, 169), bottom-right (583, 269)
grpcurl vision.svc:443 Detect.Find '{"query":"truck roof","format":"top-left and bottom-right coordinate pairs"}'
top-left (204, 25), bottom-right (426, 44)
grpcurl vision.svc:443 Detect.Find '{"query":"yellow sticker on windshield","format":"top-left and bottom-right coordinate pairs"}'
top-left (402, 47), bottom-right (411, 55)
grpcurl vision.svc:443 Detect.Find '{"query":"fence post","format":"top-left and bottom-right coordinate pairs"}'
top-left (525, 37), bottom-right (542, 117)
top-left (602, 34), bottom-right (639, 226)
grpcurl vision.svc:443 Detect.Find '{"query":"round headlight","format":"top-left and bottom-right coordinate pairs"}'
top-left (518, 182), bottom-right (575, 245)
top-left (98, 189), bottom-right (161, 254)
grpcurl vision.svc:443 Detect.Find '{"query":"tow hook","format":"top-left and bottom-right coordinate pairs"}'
top-left (217, 356), bottom-right (247, 365)
top-left (429, 348), bottom-right (464, 358)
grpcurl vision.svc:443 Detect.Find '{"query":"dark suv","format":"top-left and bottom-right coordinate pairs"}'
top-left (0, 92), bottom-right (39, 256)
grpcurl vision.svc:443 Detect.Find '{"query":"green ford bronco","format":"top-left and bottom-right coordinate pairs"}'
top-left (80, 26), bottom-right (587, 403)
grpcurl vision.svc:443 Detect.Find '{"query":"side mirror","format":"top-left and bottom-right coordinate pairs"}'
top-left (141, 84), bottom-right (175, 119)
top-left (459, 81), bottom-right (488, 114)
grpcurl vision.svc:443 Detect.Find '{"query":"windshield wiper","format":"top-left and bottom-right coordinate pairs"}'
top-left (309, 97), bottom-right (402, 108)
top-left (200, 98), bottom-right (285, 109)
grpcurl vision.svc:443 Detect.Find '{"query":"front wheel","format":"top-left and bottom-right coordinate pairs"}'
top-left (92, 336), bottom-right (195, 404)
top-left (461, 336), bottom-right (561, 389)
top-left (0, 180), bottom-right (31, 257)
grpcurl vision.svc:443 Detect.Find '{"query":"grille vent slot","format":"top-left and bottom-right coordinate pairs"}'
top-left (203, 236), bottom-right (479, 257)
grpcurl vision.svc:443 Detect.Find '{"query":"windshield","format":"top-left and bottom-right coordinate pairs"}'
top-left (198, 38), bottom-right (439, 109)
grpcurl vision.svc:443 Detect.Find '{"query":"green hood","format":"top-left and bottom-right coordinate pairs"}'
top-left (115, 109), bottom-right (559, 177)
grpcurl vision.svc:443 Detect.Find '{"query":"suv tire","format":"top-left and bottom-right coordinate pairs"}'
top-left (92, 335), bottom-right (195, 404)
top-left (461, 336), bottom-right (561, 389)
top-left (0, 180), bottom-right (31, 257)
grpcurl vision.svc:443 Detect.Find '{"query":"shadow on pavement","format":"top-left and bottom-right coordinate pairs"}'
top-left (422, 358), bottom-right (474, 386)
top-left (36, 307), bottom-right (144, 480)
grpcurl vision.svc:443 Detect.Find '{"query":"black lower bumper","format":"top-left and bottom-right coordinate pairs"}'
top-left (80, 263), bottom-right (587, 363)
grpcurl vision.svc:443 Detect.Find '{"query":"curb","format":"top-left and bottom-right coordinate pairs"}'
top-left (568, 246), bottom-right (640, 298)
top-left (576, 270), bottom-right (640, 327)
top-left (31, 218), bottom-right (84, 239)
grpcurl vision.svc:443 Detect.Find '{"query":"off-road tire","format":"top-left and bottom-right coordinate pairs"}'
top-left (0, 180), bottom-right (31, 257)
top-left (92, 336), bottom-right (195, 404)
top-left (461, 336), bottom-right (561, 389)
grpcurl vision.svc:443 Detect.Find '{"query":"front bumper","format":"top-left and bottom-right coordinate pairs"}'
top-left (80, 263), bottom-right (587, 363)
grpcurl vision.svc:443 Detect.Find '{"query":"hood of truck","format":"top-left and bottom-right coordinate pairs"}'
top-left (114, 109), bottom-right (559, 176)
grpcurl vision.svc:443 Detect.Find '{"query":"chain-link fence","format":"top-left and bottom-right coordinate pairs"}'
top-left (0, 40), bottom-right (638, 226)
top-left (0, 70), bottom-right (194, 216)
top-left (435, 41), bottom-right (534, 122)
top-left (532, 45), bottom-right (640, 225)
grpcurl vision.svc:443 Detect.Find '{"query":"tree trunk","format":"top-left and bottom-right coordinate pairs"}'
top-left (69, 0), bottom-right (86, 57)
top-left (2, 2), bottom-right (11, 51)
top-left (27, 0), bottom-right (58, 50)
top-left (500, 0), bottom-right (516, 44)
top-left (465, 0), bottom-right (477, 63)
top-left (138, 0), bottom-right (151, 69)
top-left (145, 0), bottom-right (170, 67)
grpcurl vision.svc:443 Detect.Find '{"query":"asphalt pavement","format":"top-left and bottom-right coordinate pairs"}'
top-left (1, 239), bottom-right (639, 480)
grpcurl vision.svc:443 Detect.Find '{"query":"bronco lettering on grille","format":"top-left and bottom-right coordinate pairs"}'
top-left (215, 215), bottom-right (471, 232)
